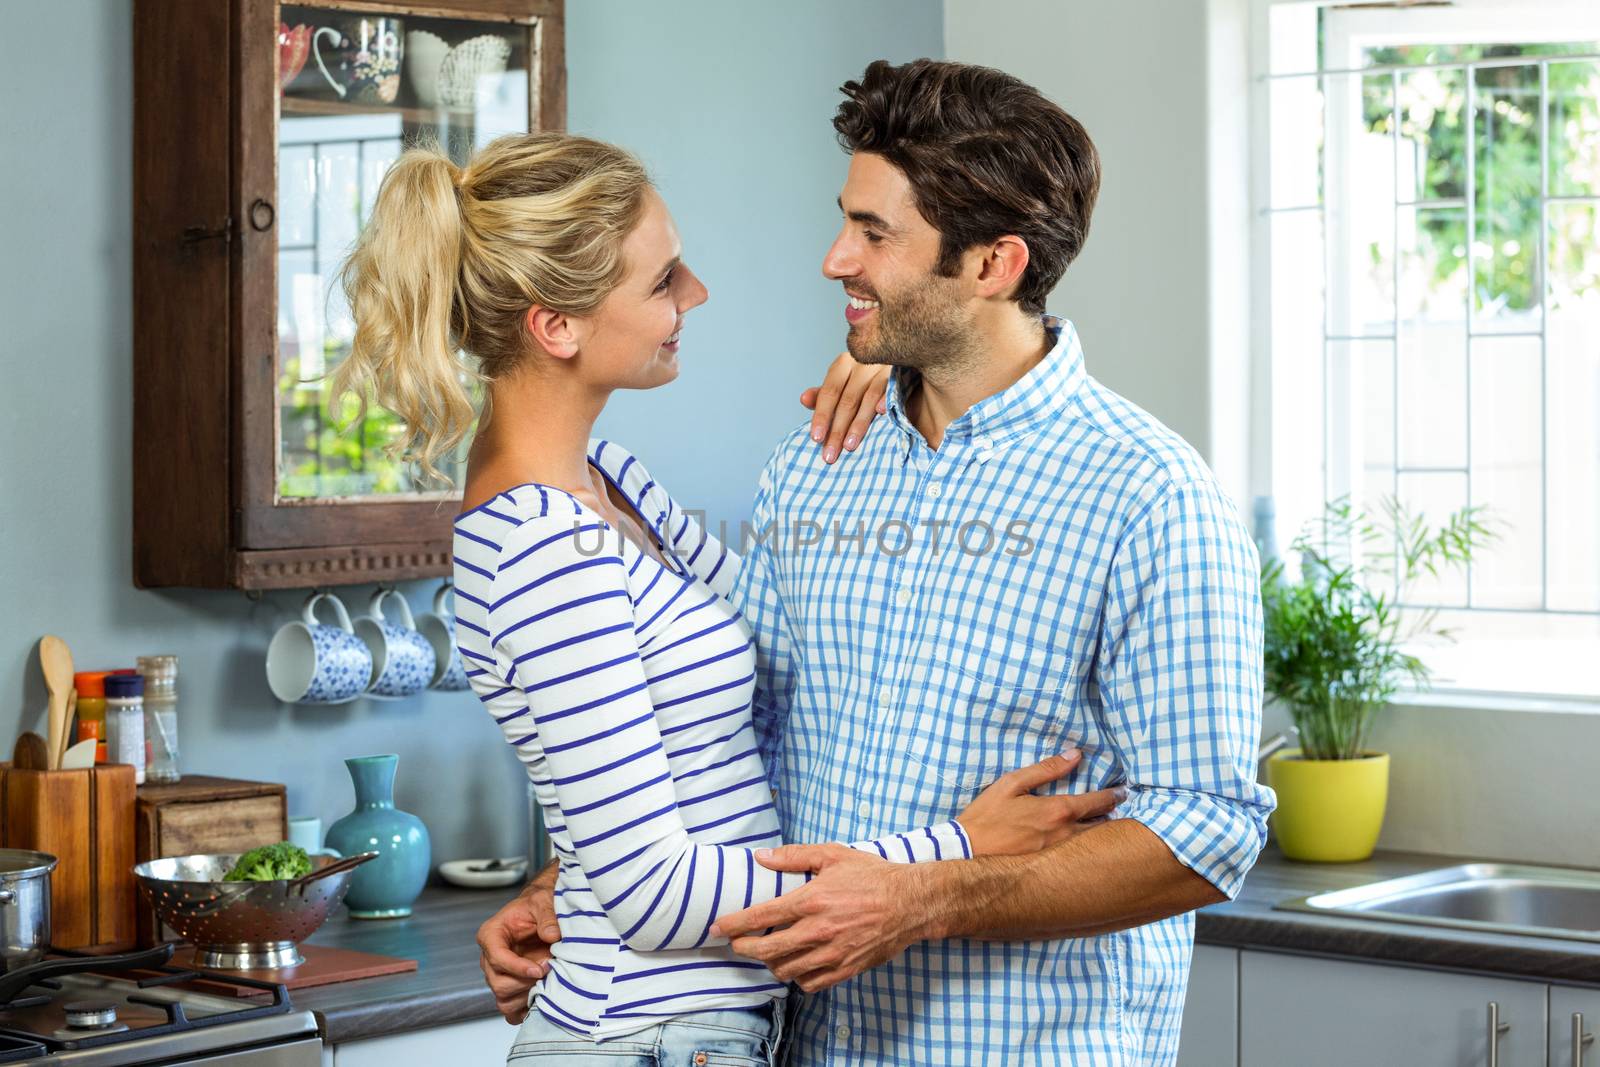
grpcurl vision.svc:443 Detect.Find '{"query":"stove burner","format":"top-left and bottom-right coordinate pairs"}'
top-left (0, 945), bottom-right (300, 1059)
top-left (64, 1001), bottom-right (119, 1029)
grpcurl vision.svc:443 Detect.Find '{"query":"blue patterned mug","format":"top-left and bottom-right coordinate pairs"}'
top-left (417, 581), bottom-right (471, 691)
top-left (266, 593), bottom-right (373, 705)
top-left (356, 589), bottom-right (435, 701)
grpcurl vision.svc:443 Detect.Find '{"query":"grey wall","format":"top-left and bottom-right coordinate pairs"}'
top-left (945, 0), bottom-right (1219, 478)
top-left (0, 1), bottom-right (942, 863)
top-left (943, 0), bottom-right (1255, 508)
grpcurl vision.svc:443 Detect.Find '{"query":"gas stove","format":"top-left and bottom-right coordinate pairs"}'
top-left (0, 946), bottom-right (320, 1065)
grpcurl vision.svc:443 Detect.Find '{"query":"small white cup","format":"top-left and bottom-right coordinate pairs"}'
top-left (289, 815), bottom-right (341, 859)
top-left (288, 816), bottom-right (322, 853)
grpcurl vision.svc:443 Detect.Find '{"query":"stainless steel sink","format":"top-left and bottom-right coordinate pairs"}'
top-left (1276, 863), bottom-right (1600, 943)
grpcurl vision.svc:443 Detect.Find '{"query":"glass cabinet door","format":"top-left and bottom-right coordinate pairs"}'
top-left (274, 4), bottom-right (534, 501)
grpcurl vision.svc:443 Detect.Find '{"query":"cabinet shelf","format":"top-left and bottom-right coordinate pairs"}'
top-left (279, 93), bottom-right (476, 126)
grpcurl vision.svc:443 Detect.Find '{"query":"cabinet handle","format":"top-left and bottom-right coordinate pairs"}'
top-left (1576, 1011), bottom-right (1596, 1067)
top-left (1486, 1002), bottom-right (1510, 1067)
top-left (249, 198), bottom-right (276, 232)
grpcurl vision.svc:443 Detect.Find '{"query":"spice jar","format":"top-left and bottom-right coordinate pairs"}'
top-left (105, 672), bottom-right (147, 785)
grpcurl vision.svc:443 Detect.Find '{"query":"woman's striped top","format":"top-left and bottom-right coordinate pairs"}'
top-left (451, 438), bottom-right (971, 1041)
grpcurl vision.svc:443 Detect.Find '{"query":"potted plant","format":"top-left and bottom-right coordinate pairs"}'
top-left (1261, 497), bottom-right (1495, 862)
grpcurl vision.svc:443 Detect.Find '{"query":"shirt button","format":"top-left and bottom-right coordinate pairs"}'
top-left (927, 482), bottom-right (943, 500)
top-left (835, 1023), bottom-right (852, 1042)
top-left (857, 800), bottom-right (871, 819)
top-left (895, 587), bottom-right (913, 606)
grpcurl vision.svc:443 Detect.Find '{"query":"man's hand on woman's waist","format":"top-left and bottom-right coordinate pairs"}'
top-left (477, 858), bottom-right (561, 1024)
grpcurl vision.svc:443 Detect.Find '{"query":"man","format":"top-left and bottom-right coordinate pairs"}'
top-left (478, 58), bottom-right (1274, 1066)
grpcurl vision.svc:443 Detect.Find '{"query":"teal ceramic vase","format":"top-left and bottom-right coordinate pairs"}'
top-left (325, 754), bottom-right (430, 918)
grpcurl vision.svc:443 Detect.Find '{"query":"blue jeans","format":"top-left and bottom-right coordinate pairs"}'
top-left (507, 1002), bottom-right (782, 1066)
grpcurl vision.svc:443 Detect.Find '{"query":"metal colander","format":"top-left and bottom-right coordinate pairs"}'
top-left (133, 851), bottom-right (374, 970)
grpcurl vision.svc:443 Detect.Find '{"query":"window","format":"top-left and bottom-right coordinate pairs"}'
top-left (1257, 0), bottom-right (1600, 700)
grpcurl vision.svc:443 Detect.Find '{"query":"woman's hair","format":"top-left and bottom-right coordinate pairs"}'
top-left (329, 132), bottom-right (652, 485)
top-left (832, 59), bottom-right (1100, 317)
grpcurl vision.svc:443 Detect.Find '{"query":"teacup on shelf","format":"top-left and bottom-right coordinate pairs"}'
top-left (310, 16), bottom-right (404, 105)
top-left (278, 22), bottom-right (311, 96)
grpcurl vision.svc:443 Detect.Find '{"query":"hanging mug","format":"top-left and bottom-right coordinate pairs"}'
top-left (311, 17), bottom-right (404, 105)
top-left (266, 593), bottom-right (373, 705)
top-left (417, 581), bottom-right (472, 691)
top-left (355, 589), bottom-right (435, 701)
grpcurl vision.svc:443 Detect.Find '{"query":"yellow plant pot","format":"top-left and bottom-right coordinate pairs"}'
top-left (1267, 750), bottom-right (1390, 863)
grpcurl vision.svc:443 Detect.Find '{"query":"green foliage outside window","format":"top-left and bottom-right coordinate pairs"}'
top-left (1359, 44), bottom-right (1600, 318)
top-left (277, 346), bottom-right (464, 499)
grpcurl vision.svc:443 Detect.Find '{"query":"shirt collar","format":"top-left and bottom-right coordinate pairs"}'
top-left (882, 315), bottom-right (1086, 456)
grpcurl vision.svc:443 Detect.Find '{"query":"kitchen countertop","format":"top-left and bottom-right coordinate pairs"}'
top-left (296, 847), bottom-right (1600, 1043)
top-left (1196, 846), bottom-right (1600, 986)
top-left (294, 885), bottom-right (508, 1043)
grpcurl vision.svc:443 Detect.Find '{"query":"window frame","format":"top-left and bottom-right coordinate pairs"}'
top-left (1247, 0), bottom-right (1600, 706)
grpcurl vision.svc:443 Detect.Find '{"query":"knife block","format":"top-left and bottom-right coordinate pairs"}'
top-left (0, 763), bottom-right (138, 949)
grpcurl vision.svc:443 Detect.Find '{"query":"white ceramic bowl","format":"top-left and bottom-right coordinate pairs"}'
top-left (438, 857), bottom-right (528, 889)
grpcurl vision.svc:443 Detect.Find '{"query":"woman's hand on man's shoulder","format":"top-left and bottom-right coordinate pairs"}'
top-left (800, 352), bottom-right (889, 464)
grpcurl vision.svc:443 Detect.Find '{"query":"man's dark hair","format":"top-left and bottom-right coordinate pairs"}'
top-left (833, 59), bottom-right (1101, 317)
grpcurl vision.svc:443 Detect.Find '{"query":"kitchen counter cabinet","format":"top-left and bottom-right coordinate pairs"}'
top-left (1551, 986), bottom-right (1600, 1067)
top-left (328, 1015), bottom-right (512, 1067)
top-left (1177, 945), bottom-right (1238, 1067)
top-left (1238, 951), bottom-right (1546, 1067)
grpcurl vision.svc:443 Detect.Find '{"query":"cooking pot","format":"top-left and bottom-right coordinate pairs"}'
top-left (0, 849), bottom-right (56, 971)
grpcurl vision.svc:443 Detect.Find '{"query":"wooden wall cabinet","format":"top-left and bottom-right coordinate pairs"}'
top-left (132, 0), bottom-right (565, 589)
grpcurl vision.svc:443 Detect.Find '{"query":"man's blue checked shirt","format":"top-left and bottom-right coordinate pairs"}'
top-left (727, 317), bottom-right (1276, 1066)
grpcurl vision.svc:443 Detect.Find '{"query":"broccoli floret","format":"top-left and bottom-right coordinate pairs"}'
top-left (223, 842), bottom-right (312, 882)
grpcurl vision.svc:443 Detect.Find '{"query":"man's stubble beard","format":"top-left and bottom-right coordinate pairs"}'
top-left (844, 270), bottom-right (981, 378)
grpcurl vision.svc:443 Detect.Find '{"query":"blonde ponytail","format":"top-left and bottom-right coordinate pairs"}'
top-left (330, 133), bottom-right (652, 487)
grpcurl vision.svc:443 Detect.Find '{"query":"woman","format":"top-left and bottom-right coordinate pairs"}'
top-left (333, 133), bottom-right (1117, 1064)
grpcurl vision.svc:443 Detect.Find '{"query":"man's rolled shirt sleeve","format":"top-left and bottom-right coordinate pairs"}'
top-left (1096, 478), bottom-right (1277, 900)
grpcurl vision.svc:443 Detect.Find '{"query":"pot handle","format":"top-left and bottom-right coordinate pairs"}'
top-left (0, 889), bottom-right (13, 904)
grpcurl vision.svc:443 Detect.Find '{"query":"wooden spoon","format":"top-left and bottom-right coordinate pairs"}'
top-left (38, 636), bottom-right (74, 771)
top-left (11, 732), bottom-right (49, 771)
top-left (62, 690), bottom-right (78, 768)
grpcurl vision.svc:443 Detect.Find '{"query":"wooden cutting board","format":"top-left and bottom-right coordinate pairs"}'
top-left (169, 942), bottom-right (417, 995)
